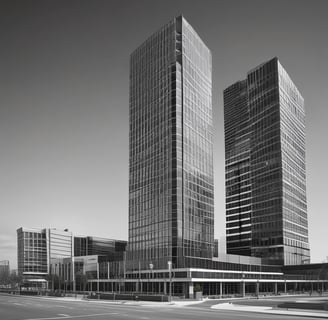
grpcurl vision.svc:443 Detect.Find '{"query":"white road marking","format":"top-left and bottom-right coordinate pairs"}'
top-left (57, 314), bottom-right (69, 317)
top-left (24, 312), bottom-right (121, 320)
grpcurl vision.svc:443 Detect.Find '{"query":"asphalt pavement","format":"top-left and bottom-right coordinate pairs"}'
top-left (0, 293), bottom-right (326, 320)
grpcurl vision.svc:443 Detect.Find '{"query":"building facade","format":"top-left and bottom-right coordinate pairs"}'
top-left (128, 15), bottom-right (214, 271)
top-left (17, 228), bottom-right (73, 277)
top-left (0, 260), bottom-right (10, 281)
top-left (224, 57), bottom-right (310, 265)
top-left (47, 229), bottom-right (73, 265)
top-left (224, 80), bottom-right (251, 257)
top-left (74, 236), bottom-right (127, 261)
top-left (17, 228), bottom-right (74, 277)
top-left (17, 227), bottom-right (127, 278)
top-left (17, 227), bottom-right (48, 277)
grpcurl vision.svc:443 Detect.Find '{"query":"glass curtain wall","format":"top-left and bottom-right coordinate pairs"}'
top-left (128, 16), bottom-right (214, 271)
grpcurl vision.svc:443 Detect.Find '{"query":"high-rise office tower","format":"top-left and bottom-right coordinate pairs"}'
top-left (128, 16), bottom-right (214, 270)
top-left (224, 57), bottom-right (310, 265)
top-left (224, 80), bottom-right (251, 257)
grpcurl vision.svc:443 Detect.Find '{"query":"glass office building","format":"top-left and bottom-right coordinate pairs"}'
top-left (74, 236), bottom-right (127, 261)
top-left (47, 229), bottom-right (73, 264)
top-left (224, 58), bottom-right (310, 265)
top-left (17, 227), bottom-right (48, 276)
top-left (128, 15), bottom-right (214, 270)
top-left (224, 80), bottom-right (252, 257)
top-left (0, 260), bottom-right (10, 278)
top-left (17, 227), bottom-right (73, 276)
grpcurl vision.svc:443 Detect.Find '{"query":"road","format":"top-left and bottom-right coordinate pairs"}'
top-left (0, 294), bottom-right (324, 320)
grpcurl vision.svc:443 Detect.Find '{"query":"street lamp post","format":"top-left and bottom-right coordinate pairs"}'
top-left (168, 261), bottom-right (172, 302)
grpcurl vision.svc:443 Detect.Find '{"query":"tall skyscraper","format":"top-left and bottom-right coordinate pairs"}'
top-left (128, 16), bottom-right (214, 270)
top-left (224, 57), bottom-right (310, 265)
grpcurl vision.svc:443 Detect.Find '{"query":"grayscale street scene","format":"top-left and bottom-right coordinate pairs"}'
top-left (1, 0), bottom-right (328, 319)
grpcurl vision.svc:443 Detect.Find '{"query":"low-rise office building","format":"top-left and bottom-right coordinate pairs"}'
top-left (17, 227), bottom-right (73, 277)
top-left (49, 254), bottom-right (126, 292)
top-left (0, 260), bottom-right (10, 282)
top-left (17, 226), bottom-right (127, 290)
top-left (74, 236), bottom-right (127, 261)
top-left (84, 256), bottom-right (328, 298)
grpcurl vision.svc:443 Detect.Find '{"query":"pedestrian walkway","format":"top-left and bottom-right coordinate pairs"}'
top-left (41, 294), bottom-right (205, 307)
top-left (211, 302), bottom-right (328, 318)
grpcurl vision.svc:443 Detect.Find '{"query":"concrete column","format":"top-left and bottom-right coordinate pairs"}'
top-left (241, 281), bottom-right (245, 297)
top-left (256, 281), bottom-right (259, 297)
top-left (188, 282), bottom-right (194, 299)
top-left (220, 282), bottom-right (222, 298)
top-left (97, 263), bottom-right (99, 292)
top-left (274, 282), bottom-right (278, 295)
top-left (164, 281), bottom-right (167, 295)
top-left (284, 280), bottom-right (287, 293)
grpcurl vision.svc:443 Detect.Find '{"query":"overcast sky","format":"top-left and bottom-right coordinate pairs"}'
top-left (1, 0), bottom-right (328, 269)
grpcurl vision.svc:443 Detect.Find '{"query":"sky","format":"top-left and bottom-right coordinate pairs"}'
top-left (1, 0), bottom-right (328, 269)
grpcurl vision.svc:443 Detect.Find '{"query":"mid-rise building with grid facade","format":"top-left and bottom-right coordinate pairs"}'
top-left (224, 57), bottom-right (310, 265)
top-left (17, 227), bottom-right (73, 277)
top-left (128, 15), bottom-right (214, 270)
top-left (17, 227), bottom-right (48, 276)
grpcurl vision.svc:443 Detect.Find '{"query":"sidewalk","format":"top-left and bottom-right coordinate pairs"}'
top-left (86, 298), bottom-right (205, 307)
top-left (211, 302), bottom-right (328, 318)
top-left (40, 295), bottom-right (205, 307)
